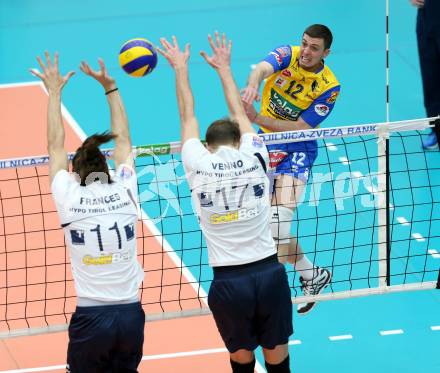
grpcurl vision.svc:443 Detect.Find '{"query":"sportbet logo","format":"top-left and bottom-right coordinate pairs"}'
top-left (82, 251), bottom-right (131, 265)
top-left (209, 207), bottom-right (259, 224)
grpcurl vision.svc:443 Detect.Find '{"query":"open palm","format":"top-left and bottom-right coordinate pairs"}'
top-left (200, 31), bottom-right (232, 70)
top-left (80, 59), bottom-right (115, 91)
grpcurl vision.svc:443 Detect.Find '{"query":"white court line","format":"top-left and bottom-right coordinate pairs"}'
top-left (431, 326), bottom-right (440, 331)
top-left (412, 233), bottom-right (425, 242)
top-left (0, 81), bottom-right (42, 89)
top-left (326, 142), bottom-right (338, 151)
top-left (288, 339), bottom-right (302, 345)
top-left (0, 348), bottom-right (229, 373)
top-left (380, 329), bottom-right (404, 336)
top-left (329, 334), bottom-right (353, 341)
top-left (338, 156), bottom-right (350, 165)
top-left (0, 341), bottom-right (310, 372)
top-left (397, 217), bottom-right (410, 226)
top-left (0, 366), bottom-right (66, 373)
top-left (428, 249), bottom-right (440, 259)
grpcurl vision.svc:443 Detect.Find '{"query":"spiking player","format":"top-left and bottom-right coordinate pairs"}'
top-left (242, 24), bottom-right (339, 314)
top-left (158, 33), bottom-right (293, 373)
top-left (31, 53), bottom-right (145, 372)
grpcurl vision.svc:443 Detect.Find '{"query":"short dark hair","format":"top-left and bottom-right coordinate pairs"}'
top-left (304, 24), bottom-right (333, 50)
top-left (72, 132), bottom-right (116, 186)
top-left (205, 118), bottom-right (241, 147)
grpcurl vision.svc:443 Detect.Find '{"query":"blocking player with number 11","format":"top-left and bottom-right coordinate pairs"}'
top-left (31, 53), bottom-right (145, 372)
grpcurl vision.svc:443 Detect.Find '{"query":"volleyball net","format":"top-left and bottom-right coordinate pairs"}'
top-left (1, 118), bottom-right (439, 338)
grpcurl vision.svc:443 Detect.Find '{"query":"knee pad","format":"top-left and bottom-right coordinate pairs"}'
top-left (265, 355), bottom-right (290, 373)
top-left (270, 206), bottom-right (293, 245)
top-left (230, 359), bottom-right (255, 373)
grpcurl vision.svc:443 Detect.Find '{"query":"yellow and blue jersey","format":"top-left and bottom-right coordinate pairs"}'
top-left (259, 45), bottom-right (340, 181)
top-left (261, 45), bottom-right (340, 129)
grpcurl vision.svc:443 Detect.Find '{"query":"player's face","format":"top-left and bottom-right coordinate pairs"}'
top-left (299, 34), bottom-right (330, 71)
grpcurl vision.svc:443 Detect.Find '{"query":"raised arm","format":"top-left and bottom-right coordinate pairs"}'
top-left (30, 52), bottom-right (74, 182)
top-left (80, 59), bottom-right (132, 169)
top-left (241, 61), bottom-right (274, 105)
top-left (157, 36), bottom-right (200, 143)
top-left (200, 32), bottom-right (254, 134)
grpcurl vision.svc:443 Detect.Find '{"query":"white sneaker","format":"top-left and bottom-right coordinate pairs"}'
top-left (297, 267), bottom-right (332, 315)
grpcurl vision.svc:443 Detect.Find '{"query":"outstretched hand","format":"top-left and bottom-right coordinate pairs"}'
top-left (30, 52), bottom-right (75, 94)
top-left (200, 31), bottom-right (232, 70)
top-left (80, 59), bottom-right (115, 91)
top-left (157, 36), bottom-right (190, 69)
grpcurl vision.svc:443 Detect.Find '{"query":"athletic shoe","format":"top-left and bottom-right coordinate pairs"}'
top-left (422, 131), bottom-right (438, 150)
top-left (297, 267), bottom-right (332, 315)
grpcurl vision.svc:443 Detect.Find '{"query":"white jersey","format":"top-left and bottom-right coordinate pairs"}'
top-left (182, 133), bottom-right (276, 267)
top-left (51, 164), bottom-right (144, 302)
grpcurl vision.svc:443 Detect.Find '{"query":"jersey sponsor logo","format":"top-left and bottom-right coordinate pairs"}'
top-left (274, 77), bottom-right (287, 88)
top-left (269, 90), bottom-right (302, 121)
top-left (209, 207), bottom-right (259, 224)
top-left (311, 80), bottom-right (318, 92)
top-left (270, 52), bottom-right (283, 66)
top-left (82, 251), bottom-right (131, 266)
top-left (281, 69), bottom-right (292, 77)
top-left (268, 151), bottom-right (288, 168)
top-left (119, 165), bottom-right (133, 179)
top-left (276, 47), bottom-right (290, 57)
top-left (326, 90), bottom-right (339, 104)
top-left (252, 136), bottom-right (263, 148)
top-left (314, 104), bottom-right (330, 116)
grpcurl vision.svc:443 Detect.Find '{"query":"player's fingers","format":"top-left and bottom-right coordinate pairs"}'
top-left (156, 47), bottom-right (169, 59)
top-left (64, 71), bottom-right (75, 82)
top-left (200, 50), bottom-right (209, 62)
top-left (79, 61), bottom-right (91, 74)
top-left (214, 31), bottom-right (221, 47)
top-left (222, 33), bottom-right (226, 48)
top-left (184, 43), bottom-right (190, 56)
top-left (36, 56), bottom-right (46, 72)
top-left (207, 34), bottom-right (216, 51)
top-left (29, 68), bottom-right (43, 79)
top-left (160, 37), bottom-right (173, 50)
top-left (53, 52), bottom-right (59, 69)
top-left (172, 35), bottom-right (179, 49)
top-left (44, 51), bottom-right (52, 68)
top-left (98, 58), bottom-right (106, 74)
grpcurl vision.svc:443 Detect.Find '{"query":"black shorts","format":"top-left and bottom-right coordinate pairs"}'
top-left (208, 255), bottom-right (293, 353)
top-left (67, 302), bottom-right (145, 373)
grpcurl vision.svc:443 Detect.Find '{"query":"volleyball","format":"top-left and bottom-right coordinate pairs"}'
top-left (119, 38), bottom-right (158, 77)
